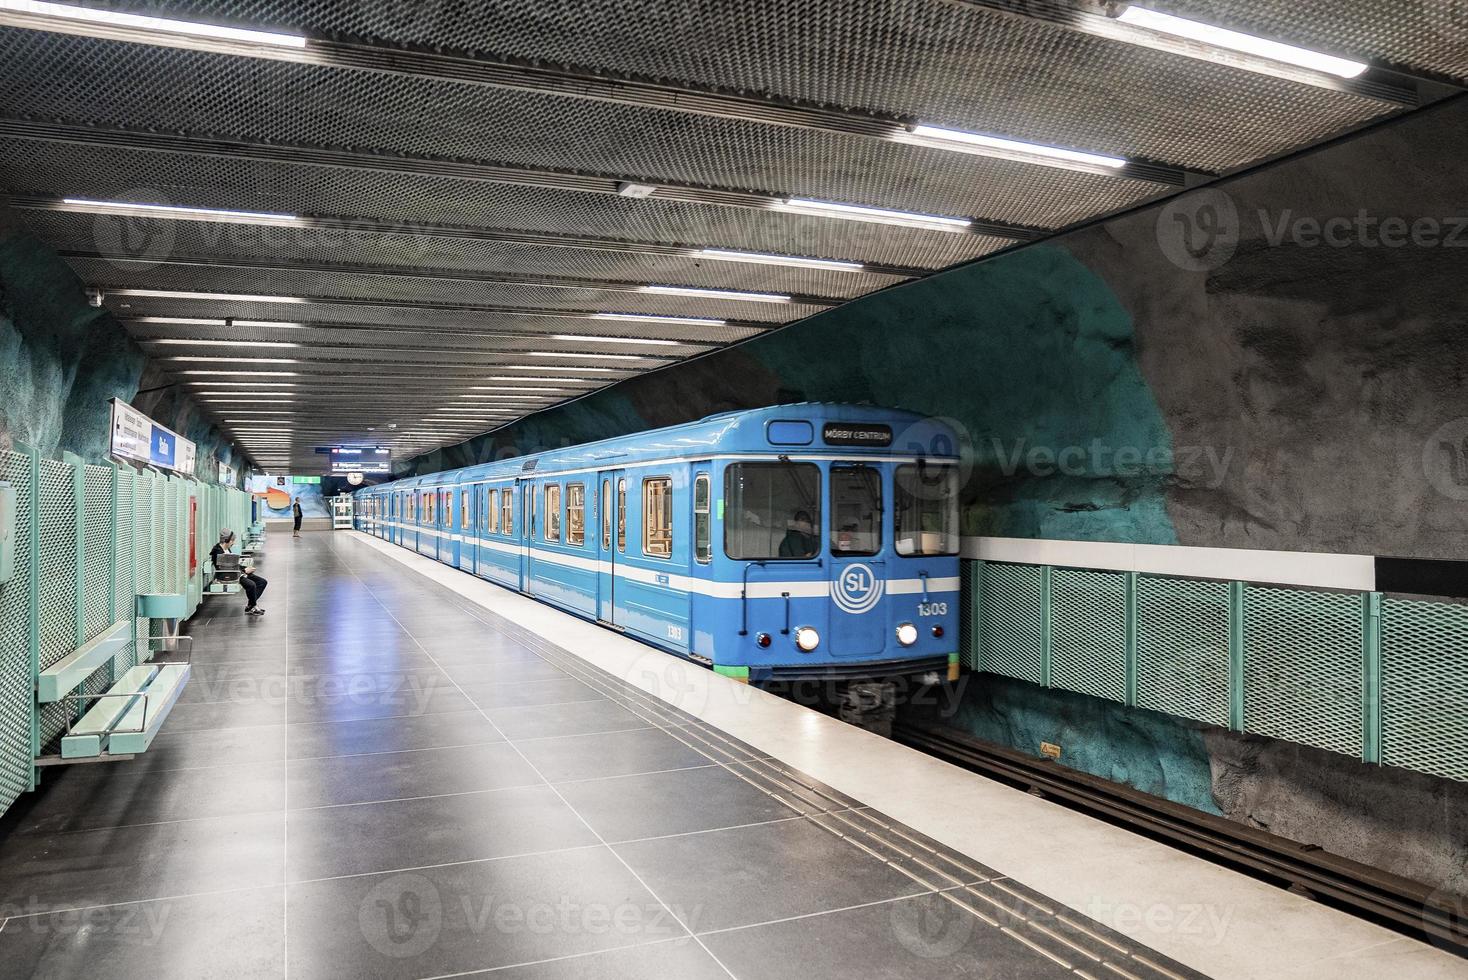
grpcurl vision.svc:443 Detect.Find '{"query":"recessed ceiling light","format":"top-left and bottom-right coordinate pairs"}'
top-left (203, 398), bottom-right (295, 403)
top-left (638, 284), bottom-right (791, 304)
top-left (170, 356), bottom-right (300, 364)
top-left (0, 0), bottom-right (307, 48)
top-left (529, 351), bottom-right (655, 361)
top-left (183, 370), bottom-right (300, 376)
top-left (486, 376), bottom-right (591, 383)
top-left (188, 381), bottom-right (297, 387)
top-left (902, 126), bottom-right (1126, 169)
top-left (552, 334), bottom-right (680, 347)
top-left (132, 317), bottom-right (306, 329)
top-left (772, 198), bottom-right (972, 233)
top-left (153, 339), bottom-right (300, 348)
top-left (501, 365), bottom-right (618, 374)
top-left (695, 248), bottom-right (865, 272)
top-left (1115, 6), bottom-right (1368, 79)
top-left (591, 313), bottom-right (725, 327)
top-left (468, 386), bottom-right (565, 392)
top-left (61, 198), bottom-right (302, 225)
top-left (109, 289), bottom-right (309, 304)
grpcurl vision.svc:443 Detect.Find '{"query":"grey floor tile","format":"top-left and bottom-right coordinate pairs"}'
top-left (477, 937), bottom-right (730, 979)
top-left (286, 708), bottom-right (503, 760)
top-left (160, 698), bottom-right (288, 733)
top-left (443, 659), bottom-right (571, 687)
top-left (287, 741), bottom-right (541, 809)
top-left (557, 766), bottom-right (792, 843)
top-left (0, 811), bottom-right (284, 913)
top-left (286, 785), bottom-right (598, 882)
top-left (284, 678), bottom-right (475, 726)
top-left (700, 891), bottom-right (1075, 979)
top-left (116, 725), bottom-right (288, 774)
top-left (491, 700), bottom-right (651, 741)
top-left (0, 886), bottom-right (285, 980)
top-left (459, 677), bottom-right (606, 711)
top-left (516, 727), bottom-right (713, 784)
top-left (8, 762), bottom-right (285, 835)
top-left (613, 818), bottom-right (927, 934)
top-left (287, 846), bottom-right (684, 979)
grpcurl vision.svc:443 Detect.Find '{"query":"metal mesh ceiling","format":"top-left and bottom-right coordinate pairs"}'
top-left (17, 210), bottom-right (913, 300)
top-left (0, 0), bottom-right (1449, 468)
top-left (20, 0), bottom-right (1414, 169)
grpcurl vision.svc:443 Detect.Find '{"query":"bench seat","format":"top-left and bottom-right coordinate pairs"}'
top-left (37, 621), bottom-right (132, 703)
top-left (60, 663), bottom-right (191, 759)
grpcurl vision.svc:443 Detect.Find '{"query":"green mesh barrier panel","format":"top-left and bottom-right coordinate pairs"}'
top-left (1136, 574), bottom-right (1231, 727)
top-left (0, 451), bottom-right (35, 812)
top-left (1381, 598), bottom-right (1468, 782)
top-left (115, 468), bottom-right (138, 674)
top-left (958, 561), bottom-right (980, 670)
top-left (978, 561), bottom-right (1044, 684)
top-left (1050, 567), bottom-right (1128, 703)
top-left (1243, 585), bottom-right (1363, 759)
top-left (35, 460), bottom-right (76, 673)
top-left (82, 465), bottom-right (114, 640)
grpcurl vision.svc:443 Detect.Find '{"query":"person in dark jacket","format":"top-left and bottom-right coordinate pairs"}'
top-left (292, 498), bottom-right (303, 537)
top-left (212, 529), bottom-right (267, 615)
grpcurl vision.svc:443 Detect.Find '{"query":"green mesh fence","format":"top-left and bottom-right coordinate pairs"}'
top-left (958, 560), bottom-right (981, 670)
top-left (1135, 574), bottom-right (1232, 728)
top-left (977, 561), bottom-right (1045, 684)
top-left (0, 450), bottom-right (36, 813)
top-left (1381, 599), bottom-right (1468, 782)
top-left (1244, 585), bottom-right (1364, 759)
top-left (1050, 568), bottom-right (1128, 703)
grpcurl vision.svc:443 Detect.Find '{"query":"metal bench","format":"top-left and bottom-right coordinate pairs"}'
top-left (60, 661), bottom-right (192, 759)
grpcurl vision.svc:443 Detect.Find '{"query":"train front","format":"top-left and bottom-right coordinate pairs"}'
top-left (709, 410), bottom-right (962, 686)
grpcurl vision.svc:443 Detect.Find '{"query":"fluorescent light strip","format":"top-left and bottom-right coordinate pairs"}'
top-left (468, 386), bottom-right (564, 392)
top-left (1116, 6), bottom-right (1367, 78)
top-left (137, 317), bottom-right (306, 329)
top-left (203, 399), bottom-right (295, 404)
top-left (553, 334), bottom-right (680, 347)
top-left (109, 289), bottom-right (308, 304)
top-left (904, 126), bottom-right (1126, 168)
top-left (638, 284), bottom-right (791, 304)
top-left (696, 248), bottom-right (865, 272)
top-left (529, 351), bottom-right (650, 361)
top-left (170, 356), bottom-right (300, 364)
top-left (772, 198), bottom-right (972, 233)
top-left (591, 313), bottom-right (725, 327)
top-left (153, 339), bottom-right (300, 348)
top-left (486, 376), bottom-right (591, 383)
top-left (0, 0), bottom-right (307, 47)
top-left (501, 365), bottom-right (618, 374)
top-left (183, 370), bottom-right (299, 376)
top-left (61, 197), bottom-right (302, 225)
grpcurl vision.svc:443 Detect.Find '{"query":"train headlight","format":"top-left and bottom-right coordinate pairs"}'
top-left (794, 626), bottom-right (820, 652)
top-left (895, 622), bottom-right (919, 646)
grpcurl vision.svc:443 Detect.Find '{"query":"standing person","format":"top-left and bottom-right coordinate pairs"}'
top-left (292, 497), bottom-right (303, 538)
top-left (212, 530), bottom-right (267, 615)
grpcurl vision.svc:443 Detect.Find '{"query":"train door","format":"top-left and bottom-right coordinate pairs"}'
top-left (515, 477), bottom-right (532, 590)
top-left (458, 486), bottom-right (473, 573)
top-left (827, 463), bottom-right (887, 657)
top-left (596, 469), bottom-right (623, 623)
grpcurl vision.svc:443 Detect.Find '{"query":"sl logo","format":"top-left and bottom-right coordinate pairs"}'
top-left (833, 562), bottom-right (883, 615)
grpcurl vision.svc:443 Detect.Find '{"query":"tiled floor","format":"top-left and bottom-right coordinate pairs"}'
top-left (0, 533), bottom-right (1208, 979)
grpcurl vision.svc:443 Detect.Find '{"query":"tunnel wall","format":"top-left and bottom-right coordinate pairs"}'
top-left (403, 96), bottom-right (1468, 891)
top-left (0, 205), bottom-right (247, 484)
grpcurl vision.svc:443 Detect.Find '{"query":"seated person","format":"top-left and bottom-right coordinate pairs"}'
top-left (779, 510), bottom-right (818, 558)
top-left (212, 529), bottom-right (268, 615)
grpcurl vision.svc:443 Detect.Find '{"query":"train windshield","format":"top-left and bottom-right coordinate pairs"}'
top-left (830, 466), bottom-right (881, 556)
top-left (725, 462), bottom-right (821, 560)
top-left (894, 463), bottom-right (960, 556)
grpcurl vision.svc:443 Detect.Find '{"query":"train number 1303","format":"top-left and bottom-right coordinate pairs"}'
top-left (917, 601), bottom-right (948, 617)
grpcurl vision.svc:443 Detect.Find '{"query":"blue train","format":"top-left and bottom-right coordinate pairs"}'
top-left (354, 404), bottom-right (961, 684)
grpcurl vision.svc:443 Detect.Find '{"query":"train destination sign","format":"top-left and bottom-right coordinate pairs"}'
top-left (821, 422), bottom-right (893, 447)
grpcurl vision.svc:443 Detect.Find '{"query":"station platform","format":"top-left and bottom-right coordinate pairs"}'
top-left (0, 532), bottom-right (1460, 979)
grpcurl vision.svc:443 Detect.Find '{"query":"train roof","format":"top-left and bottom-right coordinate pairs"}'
top-left (368, 403), bottom-right (959, 491)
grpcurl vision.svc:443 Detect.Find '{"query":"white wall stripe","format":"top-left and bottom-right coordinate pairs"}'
top-left (963, 536), bottom-right (1375, 592)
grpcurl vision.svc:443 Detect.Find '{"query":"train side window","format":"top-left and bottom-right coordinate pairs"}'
top-left (894, 463), bottom-right (960, 556)
top-left (616, 479), bottom-right (627, 552)
top-left (643, 478), bottom-right (673, 559)
top-left (724, 462), bottom-right (820, 560)
top-left (544, 484), bottom-right (561, 542)
top-left (601, 479), bottom-right (611, 549)
top-left (426, 491), bottom-right (435, 525)
top-left (693, 473), bottom-right (711, 564)
top-left (487, 489), bottom-right (498, 533)
top-left (566, 484), bottom-right (585, 546)
top-left (460, 490), bottom-right (471, 530)
top-left (502, 488), bottom-right (514, 535)
top-left (831, 466), bottom-right (881, 556)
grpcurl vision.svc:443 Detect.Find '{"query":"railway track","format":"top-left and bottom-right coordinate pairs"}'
top-left (893, 721), bottom-right (1467, 955)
